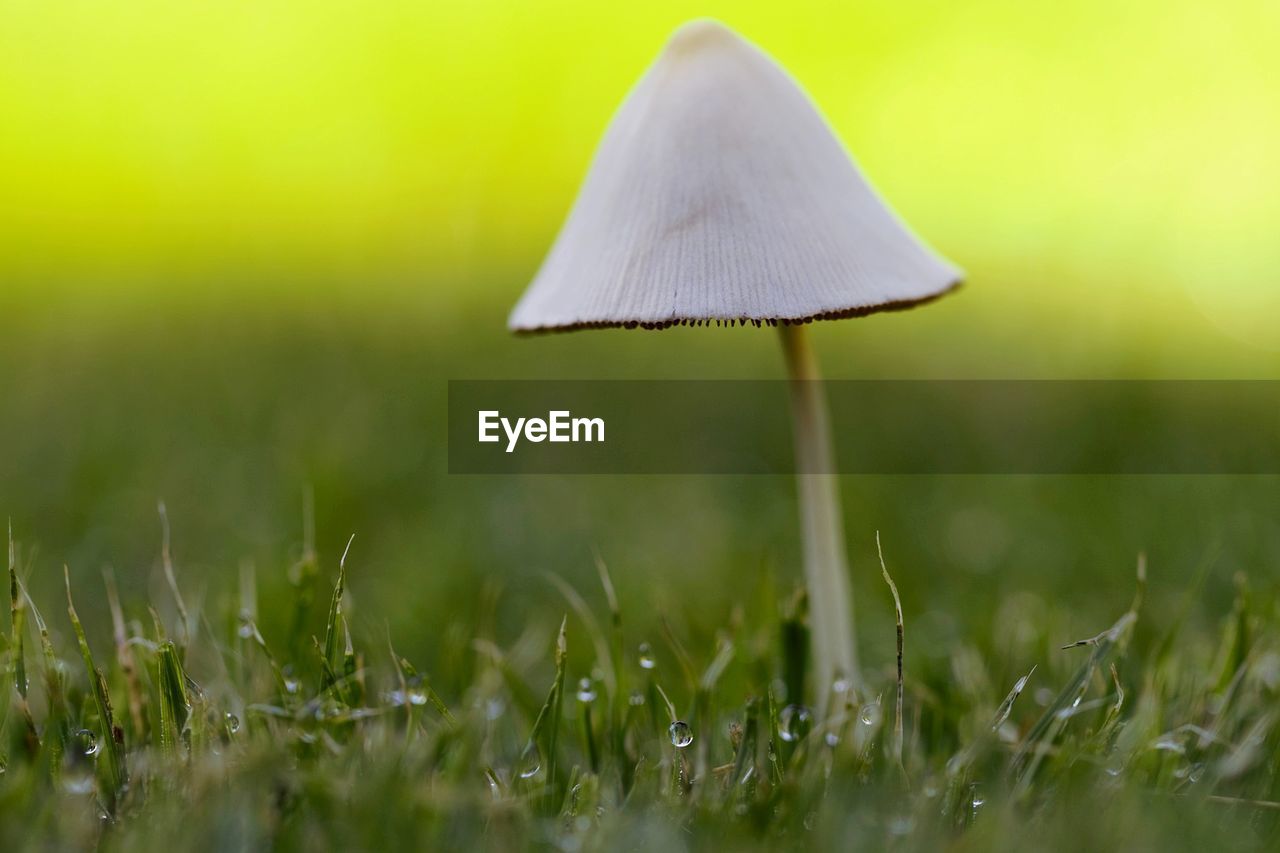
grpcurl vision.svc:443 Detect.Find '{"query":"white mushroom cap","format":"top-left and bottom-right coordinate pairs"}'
top-left (509, 20), bottom-right (962, 332)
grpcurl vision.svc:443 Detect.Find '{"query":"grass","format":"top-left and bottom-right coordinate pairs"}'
top-left (2, 518), bottom-right (1279, 852)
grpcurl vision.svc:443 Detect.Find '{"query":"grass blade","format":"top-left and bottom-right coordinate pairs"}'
top-left (65, 566), bottom-right (128, 810)
top-left (876, 532), bottom-right (905, 773)
top-left (521, 617), bottom-right (567, 806)
top-left (156, 639), bottom-right (191, 757)
top-left (24, 579), bottom-right (70, 764)
top-left (321, 534), bottom-right (355, 693)
top-left (7, 522), bottom-right (25, 700)
top-left (157, 501), bottom-right (191, 652)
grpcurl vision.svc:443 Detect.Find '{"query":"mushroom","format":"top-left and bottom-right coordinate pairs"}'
top-left (510, 20), bottom-right (961, 695)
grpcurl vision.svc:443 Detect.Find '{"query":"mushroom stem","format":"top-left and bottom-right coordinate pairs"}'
top-left (778, 323), bottom-right (859, 699)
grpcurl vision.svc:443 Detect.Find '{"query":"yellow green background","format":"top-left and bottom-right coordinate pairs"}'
top-left (3, 1), bottom-right (1279, 361)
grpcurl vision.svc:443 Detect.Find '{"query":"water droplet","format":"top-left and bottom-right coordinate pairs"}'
top-left (668, 720), bottom-right (693, 748)
top-left (236, 614), bottom-right (254, 639)
top-left (485, 698), bottom-right (505, 720)
top-left (1175, 761), bottom-right (1205, 783)
top-left (517, 745), bottom-right (542, 779)
top-left (969, 782), bottom-right (986, 816)
top-left (823, 731), bottom-right (840, 748)
top-left (628, 690), bottom-right (645, 707)
top-left (638, 642), bottom-right (656, 670)
top-left (860, 703), bottom-right (882, 726)
top-left (576, 678), bottom-right (597, 703)
top-left (1153, 734), bottom-right (1186, 754)
top-left (407, 689), bottom-right (428, 706)
top-left (73, 728), bottom-right (99, 758)
top-left (225, 713), bottom-right (240, 733)
top-left (284, 677), bottom-right (301, 695)
top-left (832, 678), bottom-right (850, 697)
top-left (779, 704), bottom-right (812, 742)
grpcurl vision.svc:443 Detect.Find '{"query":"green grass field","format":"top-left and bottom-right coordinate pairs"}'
top-left (2, 302), bottom-right (1278, 850)
top-left (3, 491), bottom-right (1278, 850)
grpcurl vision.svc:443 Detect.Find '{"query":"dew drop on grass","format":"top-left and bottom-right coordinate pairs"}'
top-left (576, 678), bottom-right (597, 703)
top-left (970, 784), bottom-right (986, 817)
top-left (225, 713), bottom-right (241, 733)
top-left (779, 705), bottom-right (812, 742)
top-left (638, 642), bottom-right (656, 670)
top-left (73, 728), bottom-right (99, 758)
top-left (860, 703), bottom-right (882, 726)
top-left (517, 746), bottom-right (542, 780)
top-left (668, 720), bottom-right (693, 748)
top-left (284, 677), bottom-right (301, 696)
top-left (1175, 762), bottom-right (1205, 783)
top-left (824, 732), bottom-right (840, 748)
top-left (628, 690), bottom-right (645, 707)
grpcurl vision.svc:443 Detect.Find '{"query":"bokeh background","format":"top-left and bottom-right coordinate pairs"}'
top-left (1, 1), bottom-right (1278, 682)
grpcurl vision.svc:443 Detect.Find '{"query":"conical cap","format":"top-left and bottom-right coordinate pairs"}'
top-left (510, 20), bottom-right (961, 331)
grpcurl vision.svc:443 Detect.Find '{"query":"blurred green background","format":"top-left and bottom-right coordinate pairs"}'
top-left (1, 1), bottom-right (1278, 678)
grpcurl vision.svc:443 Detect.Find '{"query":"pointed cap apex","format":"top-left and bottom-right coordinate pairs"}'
top-left (664, 19), bottom-right (736, 55)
